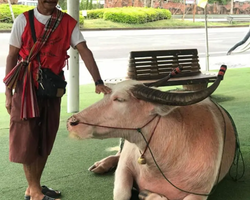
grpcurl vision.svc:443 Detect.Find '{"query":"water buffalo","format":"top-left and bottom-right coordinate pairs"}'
top-left (67, 65), bottom-right (236, 200)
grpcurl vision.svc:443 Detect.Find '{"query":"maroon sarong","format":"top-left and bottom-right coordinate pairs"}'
top-left (9, 82), bottom-right (61, 164)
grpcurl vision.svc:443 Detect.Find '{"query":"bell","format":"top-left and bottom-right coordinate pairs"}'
top-left (138, 156), bottom-right (146, 164)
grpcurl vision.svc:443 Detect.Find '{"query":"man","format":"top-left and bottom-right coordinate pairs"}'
top-left (4, 1), bottom-right (111, 200)
top-left (227, 28), bottom-right (250, 55)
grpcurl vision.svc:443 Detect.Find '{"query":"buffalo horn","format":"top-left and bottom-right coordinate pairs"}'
top-left (144, 66), bottom-right (183, 87)
top-left (131, 65), bottom-right (227, 106)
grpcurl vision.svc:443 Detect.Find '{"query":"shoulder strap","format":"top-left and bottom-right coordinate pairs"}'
top-left (28, 9), bottom-right (36, 43)
top-left (28, 9), bottom-right (41, 65)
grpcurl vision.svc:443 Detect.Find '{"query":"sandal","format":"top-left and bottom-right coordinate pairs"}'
top-left (42, 195), bottom-right (57, 200)
top-left (41, 185), bottom-right (61, 198)
top-left (24, 185), bottom-right (61, 200)
top-left (24, 195), bottom-right (30, 200)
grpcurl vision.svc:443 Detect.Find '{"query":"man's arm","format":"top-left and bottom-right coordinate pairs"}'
top-left (75, 41), bottom-right (111, 94)
top-left (5, 45), bottom-right (20, 114)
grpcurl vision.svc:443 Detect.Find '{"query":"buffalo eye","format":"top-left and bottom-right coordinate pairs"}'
top-left (114, 97), bottom-right (125, 102)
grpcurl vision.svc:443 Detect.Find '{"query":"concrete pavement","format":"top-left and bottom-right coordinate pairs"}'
top-left (1, 26), bottom-right (249, 93)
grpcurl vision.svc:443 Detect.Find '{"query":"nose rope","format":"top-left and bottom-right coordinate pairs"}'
top-left (76, 115), bottom-right (161, 165)
top-left (77, 115), bottom-right (158, 131)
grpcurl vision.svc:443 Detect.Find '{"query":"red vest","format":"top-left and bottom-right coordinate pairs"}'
top-left (19, 11), bottom-right (77, 78)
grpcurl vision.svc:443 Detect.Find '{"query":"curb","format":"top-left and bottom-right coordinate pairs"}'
top-left (0, 25), bottom-right (248, 33)
top-left (79, 25), bottom-right (248, 31)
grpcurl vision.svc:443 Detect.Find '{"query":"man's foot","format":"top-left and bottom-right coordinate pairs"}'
top-left (28, 195), bottom-right (60, 200)
top-left (25, 186), bottom-right (61, 200)
top-left (41, 195), bottom-right (60, 200)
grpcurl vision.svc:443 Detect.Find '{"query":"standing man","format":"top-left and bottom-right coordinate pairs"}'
top-left (4, 1), bottom-right (111, 200)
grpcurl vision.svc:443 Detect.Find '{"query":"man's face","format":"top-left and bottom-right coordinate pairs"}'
top-left (38, 0), bottom-right (59, 14)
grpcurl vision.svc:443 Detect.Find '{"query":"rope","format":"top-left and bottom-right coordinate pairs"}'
top-left (138, 116), bottom-right (161, 159)
top-left (137, 98), bottom-right (244, 197)
top-left (211, 99), bottom-right (245, 181)
top-left (77, 115), bottom-right (158, 131)
top-left (137, 100), bottom-right (223, 197)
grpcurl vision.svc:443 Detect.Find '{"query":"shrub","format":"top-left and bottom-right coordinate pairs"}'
top-left (103, 8), bottom-right (148, 24)
top-left (86, 9), bottom-right (105, 19)
top-left (88, 7), bottom-right (172, 24)
top-left (0, 4), bottom-right (171, 25)
top-left (79, 14), bottom-right (84, 25)
top-left (0, 4), bottom-right (84, 25)
top-left (62, 10), bottom-right (85, 25)
top-left (0, 4), bottom-right (34, 23)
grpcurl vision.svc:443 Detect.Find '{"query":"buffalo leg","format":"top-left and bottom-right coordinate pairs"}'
top-left (88, 153), bottom-right (120, 174)
top-left (113, 163), bottom-right (134, 200)
top-left (183, 194), bottom-right (208, 200)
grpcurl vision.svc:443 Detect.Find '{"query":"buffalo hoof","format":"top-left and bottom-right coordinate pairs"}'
top-left (88, 155), bottom-right (119, 174)
top-left (139, 190), bottom-right (168, 200)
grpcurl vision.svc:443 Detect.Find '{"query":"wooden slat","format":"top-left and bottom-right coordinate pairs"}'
top-left (132, 66), bottom-right (199, 70)
top-left (127, 49), bottom-right (216, 85)
top-left (131, 59), bottom-right (200, 66)
top-left (130, 49), bottom-right (198, 57)
top-left (132, 54), bottom-right (199, 60)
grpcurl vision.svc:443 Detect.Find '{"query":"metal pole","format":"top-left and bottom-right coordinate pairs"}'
top-left (204, 4), bottom-right (209, 71)
top-left (193, 0), bottom-right (196, 22)
top-left (8, 0), bottom-right (15, 22)
top-left (182, 0), bottom-right (186, 20)
top-left (67, 0), bottom-right (80, 113)
top-left (230, 0), bottom-right (234, 15)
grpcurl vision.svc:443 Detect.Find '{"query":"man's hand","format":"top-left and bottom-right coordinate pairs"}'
top-left (5, 91), bottom-right (12, 114)
top-left (96, 84), bottom-right (111, 94)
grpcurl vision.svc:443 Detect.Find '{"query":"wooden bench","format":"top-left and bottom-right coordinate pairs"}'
top-left (126, 49), bottom-right (217, 91)
top-left (104, 49), bottom-right (217, 91)
top-left (227, 15), bottom-right (250, 24)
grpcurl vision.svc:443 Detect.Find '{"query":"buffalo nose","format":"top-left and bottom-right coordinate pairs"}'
top-left (68, 116), bottom-right (79, 126)
top-left (70, 121), bottom-right (79, 126)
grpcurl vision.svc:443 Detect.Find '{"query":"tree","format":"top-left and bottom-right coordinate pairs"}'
top-left (80, 0), bottom-right (84, 10)
top-left (230, 0), bottom-right (234, 14)
top-left (58, 0), bottom-right (67, 9)
top-left (86, 0), bottom-right (89, 10)
top-left (144, 0), bottom-right (151, 7)
top-left (89, 0), bottom-right (93, 9)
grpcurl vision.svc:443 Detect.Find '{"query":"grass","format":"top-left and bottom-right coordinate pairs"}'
top-left (1, 18), bottom-right (249, 31)
top-left (81, 18), bottom-right (249, 29)
top-left (0, 67), bottom-right (250, 199)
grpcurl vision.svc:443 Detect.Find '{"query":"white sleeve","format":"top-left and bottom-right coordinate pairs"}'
top-left (70, 23), bottom-right (85, 48)
top-left (9, 14), bottom-right (26, 48)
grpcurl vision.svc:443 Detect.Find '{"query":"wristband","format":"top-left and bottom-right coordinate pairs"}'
top-left (95, 79), bottom-right (104, 86)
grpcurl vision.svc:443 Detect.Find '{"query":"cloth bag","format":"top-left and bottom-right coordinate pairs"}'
top-left (37, 68), bottom-right (67, 98)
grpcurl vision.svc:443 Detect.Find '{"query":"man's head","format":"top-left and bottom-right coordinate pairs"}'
top-left (37, 0), bottom-right (59, 15)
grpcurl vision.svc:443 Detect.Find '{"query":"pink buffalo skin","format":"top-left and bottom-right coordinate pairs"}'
top-left (67, 80), bottom-right (236, 200)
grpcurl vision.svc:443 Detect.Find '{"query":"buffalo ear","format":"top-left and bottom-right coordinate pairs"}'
top-left (151, 104), bottom-right (178, 116)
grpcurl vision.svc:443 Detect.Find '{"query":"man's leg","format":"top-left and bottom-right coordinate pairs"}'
top-left (23, 155), bottom-right (47, 198)
top-left (23, 155), bottom-right (60, 200)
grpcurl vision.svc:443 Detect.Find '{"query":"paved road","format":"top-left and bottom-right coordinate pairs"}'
top-left (0, 27), bottom-right (249, 93)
